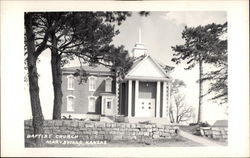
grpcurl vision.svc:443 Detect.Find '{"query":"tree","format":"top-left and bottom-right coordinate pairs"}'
top-left (25, 11), bottom-right (122, 127)
top-left (24, 13), bottom-right (48, 137)
top-left (43, 12), bottom-right (132, 119)
top-left (47, 12), bottom-right (150, 119)
top-left (25, 12), bottom-right (148, 124)
top-left (172, 94), bottom-right (193, 123)
top-left (169, 79), bottom-right (193, 123)
top-left (24, 12), bottom-right (72, 132)
top-left (171, 22), bottom-right (227, 123)
top-left (203, 65), bottom-right (227, 104)
top-left (74, 45), bottom-right (134, 115)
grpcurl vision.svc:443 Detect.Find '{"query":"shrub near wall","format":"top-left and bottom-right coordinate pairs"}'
top-left (25, 120), bottom-right (179, 146)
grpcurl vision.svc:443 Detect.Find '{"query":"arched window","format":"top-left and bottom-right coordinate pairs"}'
top-left (105, 77), bottom-right (113, 92)
top-left (88, 96), bottom-right (97, 112)
top-left (88, 76), bottom-right (97, 91)
top-left (67, 75), bottom-right (74, 90)
top-left (66, 95), bottom-right (75, 112)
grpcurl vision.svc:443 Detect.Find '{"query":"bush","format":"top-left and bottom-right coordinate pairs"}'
top-left (62, 115), bottom-right (72, 120)
top-left (189, 123), bottom-right (198, 126)
top-left (190, 122), bottom-right (210, 136)
top-left (189, 122), bottom-right (210, 127)
top-left (198, 121), bottom-right (210, 127)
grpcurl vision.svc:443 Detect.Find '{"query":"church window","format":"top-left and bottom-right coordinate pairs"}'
top-left (105, 77), bottom-right (113, 92)
top-left (88, 96), bottom-right (97, 112)
top-left (107, 101), bottom-right (111, 109)
top-left (67, 95), bottom-right (75, 112)
top-left (106, 98), bottom-right (113, 109)
top-left (88, 76), bottom-right (97, 91)
top-left (67, 75), bottom-right (74, 90)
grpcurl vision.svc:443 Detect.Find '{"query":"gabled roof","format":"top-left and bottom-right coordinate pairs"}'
top-left (62, 55), bottom-right (173, 80)
top-left (128, 55), bottom-right (146, 71)
top-left (63, 64), bottom-right (111, 73)
top-left (125, 55), bottom-right (172, 80)
top-left (212, 120), bottom-right (228, 127)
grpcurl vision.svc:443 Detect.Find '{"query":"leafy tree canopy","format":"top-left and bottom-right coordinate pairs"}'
top-left (171, 22), bottom-right (227, 104)
top-left (172, 22), bottom-right (227, 70)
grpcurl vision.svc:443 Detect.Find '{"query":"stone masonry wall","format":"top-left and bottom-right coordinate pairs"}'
top-left (200, 127), bottom-right (228, 140)
top-left (25, 120), bottom-right (179, 142)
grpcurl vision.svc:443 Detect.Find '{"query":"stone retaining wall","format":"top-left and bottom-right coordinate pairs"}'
top-left (25, 120), bottom-right (179, 142)
top-left (200, 127), bottom-right (228, 140)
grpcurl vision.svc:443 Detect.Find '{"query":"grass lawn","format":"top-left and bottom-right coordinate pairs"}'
top-left (102, 136), bottom-right (203, 147)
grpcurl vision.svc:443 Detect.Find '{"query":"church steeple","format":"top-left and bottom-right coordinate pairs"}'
top-left (131, 28), bottom-right (148, 58)
top-left (139, 27), bottom-right (142, 44)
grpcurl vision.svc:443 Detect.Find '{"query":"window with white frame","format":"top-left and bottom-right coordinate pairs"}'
top-left (88, 96), bottom-right (97, 112)
top-left (106, 98), bottom-right (112, 109)
top-left (67, 95), bottom-right (75, 112)
top-left (67, 75), bottom-right (74, 90)
top-left (88, 76), bottom-right (97, 91)
top-left (105, 77), bottom-right (113, 92)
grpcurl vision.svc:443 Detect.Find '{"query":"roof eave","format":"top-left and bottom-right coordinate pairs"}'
top-left (124, 76), bottom-right (171, 82)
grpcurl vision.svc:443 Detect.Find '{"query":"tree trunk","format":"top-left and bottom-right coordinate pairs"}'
top-left (51, 34), bottom-right (63, 120)
top-left (176, 116), bottom-right (180, 124)
top-left (176, 102), bottom-right (180, 124)
top-left (197, 59), bottom-right (203, 123)
top-left (25, 13), bottom-right (44, 144)
top-left (169, 107), bottom-right (175, 123)
top-left (168, 94), bottom-right (174, 123)
top-left (27, 54), bottom-right (44, 134)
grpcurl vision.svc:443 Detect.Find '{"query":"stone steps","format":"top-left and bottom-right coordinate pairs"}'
top-left (100, 116), bottom-right (114, 122)
top-left (127, 117), bottom-right (170, 124)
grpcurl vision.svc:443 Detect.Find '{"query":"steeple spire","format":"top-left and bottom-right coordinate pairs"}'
top-left (130, 27), bottom-right (148, 58)
top-left (139, 27), bottom-right (142, 43)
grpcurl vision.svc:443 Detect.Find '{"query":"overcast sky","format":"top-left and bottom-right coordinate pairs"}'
top-left (112, 11), bottom-right (227, 66)
top-left (25, 11), bottom-right (227, 124)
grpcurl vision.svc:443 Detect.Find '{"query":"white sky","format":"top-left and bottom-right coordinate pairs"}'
top-left (24, 11), bottom-right (228, 124)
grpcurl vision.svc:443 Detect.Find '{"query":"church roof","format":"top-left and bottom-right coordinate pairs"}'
top-left (125, 55), bottom-right (172, 80)
top-left (62, 64), bottom-right (112, 73)
top-left (129, 55), bottom-right (146, 71)
top-left (62, 56), bottom-right (173, 80)
top-left (212, 120), bottom-right (228, 127)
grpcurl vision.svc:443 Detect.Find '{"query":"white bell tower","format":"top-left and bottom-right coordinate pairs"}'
top-left (131, 28), bottom-right (148, 58)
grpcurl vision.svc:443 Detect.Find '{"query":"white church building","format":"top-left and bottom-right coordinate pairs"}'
top-left (116, 31), bottom-right (172, 123)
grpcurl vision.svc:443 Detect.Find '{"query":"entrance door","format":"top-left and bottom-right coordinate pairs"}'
top-left (104, 98), bottom-right (113, 116)
top-left (101, 96), bottom-right (115, 116)
top-left (136, 99), bottom-right (155, 117)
